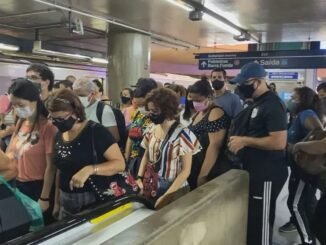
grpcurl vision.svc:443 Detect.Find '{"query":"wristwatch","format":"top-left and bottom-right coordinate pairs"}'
top-left (136, 175), bottom-right (144, 181)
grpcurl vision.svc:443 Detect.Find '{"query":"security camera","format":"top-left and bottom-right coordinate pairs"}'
top-left (189, 9), bottom-right (203, 21)
top-left (233, 32), bottom-right (250, 41)
top-left (72, 17), bottom-right (84, 35)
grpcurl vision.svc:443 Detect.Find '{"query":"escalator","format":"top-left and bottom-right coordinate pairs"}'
top-left (7, 195), bottom-right (154, 245)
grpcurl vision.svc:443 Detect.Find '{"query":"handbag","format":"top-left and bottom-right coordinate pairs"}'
top-left (0, 175), bottom-right (43, 241)
top-left (295, 130), bottom-right (326, 175)
top-left (142, 122), bottom-right (181, 199)
top-left (89, 123), bottom-right (139, 202)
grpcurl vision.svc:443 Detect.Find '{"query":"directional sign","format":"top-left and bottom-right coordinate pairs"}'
top-left (268, 72), bottom-right (299, 80)
top-left (196, 50), bottom-right (326, 70)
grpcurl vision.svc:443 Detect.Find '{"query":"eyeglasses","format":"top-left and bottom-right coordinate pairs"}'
top-left (48, 113), bottom-right (71, 123)
top-left (26, 75), bottom-right (42, 81)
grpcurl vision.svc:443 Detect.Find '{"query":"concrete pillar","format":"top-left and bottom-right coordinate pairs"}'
top-left (304, 69), bottom-right (317, 89)
top-left (107, 32), bottom-right (151, 103)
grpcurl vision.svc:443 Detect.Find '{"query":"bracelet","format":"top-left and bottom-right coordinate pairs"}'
top-left (93, 164), bottom-right (99, 175)
top-left (136, 175), bottom-right (143, 180)
top-left (39, 197), bottom-right (50, 202)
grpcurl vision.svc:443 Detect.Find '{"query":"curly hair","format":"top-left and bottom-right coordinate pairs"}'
top-left (47, 89), bottom-right (86, 121)
top-left (294, 86), bottom-right (322, 119)
top-left (145, 88), bottom-right (179, 120)
top-left (26, 63), bottom-right (55, 91)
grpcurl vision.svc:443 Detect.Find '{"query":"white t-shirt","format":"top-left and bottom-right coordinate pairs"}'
top-left (85, 100), bottom-right (117, 127)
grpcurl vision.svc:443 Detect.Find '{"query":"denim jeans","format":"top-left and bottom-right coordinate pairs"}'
top-left (156, 177), bottom-right (172, 198)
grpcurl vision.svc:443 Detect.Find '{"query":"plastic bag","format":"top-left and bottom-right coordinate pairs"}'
top-left (0, 175), bottom-right (44, 232)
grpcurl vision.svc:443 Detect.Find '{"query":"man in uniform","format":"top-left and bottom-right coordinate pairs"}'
top-left (228, 62), bottom-right (288, 245)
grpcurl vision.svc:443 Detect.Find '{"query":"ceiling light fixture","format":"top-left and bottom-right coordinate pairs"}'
top-left (202, 14), bottom-right (241, 36)
top-left (33, 41), bottom-right (90, 60)
top-left (91, 57), bottom-right (109, 64)
top-left (166, 0), bottom-right (192, 11)
top-left (152, 40), bottom-right (184, 50)
top-left (34, 0), bottom-right (199, 49)
top-left (0, 43), bottom-right (19, 51)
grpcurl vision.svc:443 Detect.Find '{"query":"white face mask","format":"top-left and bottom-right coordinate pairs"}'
top-left (138, 106), bottom-right (148, 115)
top-left (15, 106), bottom-right (34, 119)
top-left (79, 96), bottom-right (90, 108)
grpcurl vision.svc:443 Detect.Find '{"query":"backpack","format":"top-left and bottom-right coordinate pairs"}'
top-left (295, 130), bottom-right (326, 175)
top-left (96, 101), bottom-right (127, 149)
top-left (227, 93), bottom-right (285, 168)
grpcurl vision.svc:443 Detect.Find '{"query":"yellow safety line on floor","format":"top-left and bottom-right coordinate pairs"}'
top-left (90, 203), bottom-right (133, 224)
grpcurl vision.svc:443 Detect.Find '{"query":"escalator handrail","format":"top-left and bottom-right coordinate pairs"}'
top-left (6, 195), bottom-right (154, 245)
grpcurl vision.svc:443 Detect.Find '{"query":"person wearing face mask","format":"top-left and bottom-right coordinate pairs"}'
top-left (316, 82), bottom-right (326, 125)
top-left (227, 62), bottom-right (288, 245)
top-left (278, 87), bottom-right (322, 245)
top-left (73, 77), bottom-right (120, 143)
top-left (187, 78), bottom-right (231, 190)
top-left (6, 78), bottom-right (57, 217)
top-left (120, 88), bottom-right (135, 128)
top-left (136, 88), bottom-right (200, 209)
top-left (211, 68), bottom-right (243, 118)
top-left (26, 63), bottom-right (55, 103)
top-left (180, 88), bottom-right (196, 127)
top-left (46, 89), bottom-right (126, 219)
top-left (124, 79), bottom-right (157, 177)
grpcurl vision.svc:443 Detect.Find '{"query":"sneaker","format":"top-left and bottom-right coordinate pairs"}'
top-left (279, 221), bottom-right (297, 233)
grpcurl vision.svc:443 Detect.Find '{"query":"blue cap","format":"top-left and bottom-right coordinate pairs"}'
top-left (230, 62), bottom-right (267, 84)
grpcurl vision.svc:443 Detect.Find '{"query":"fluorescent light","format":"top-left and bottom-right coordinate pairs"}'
top-left (203, 14), bottom-right (241, 36)
top-left (34, 49), bottom-right (89, 60)
top-left (321, 41), bottom-right (326, 50)
top-left (91, 57), bottom-right (109, 64)
top-left (166, 0), bottom-right (242, 36)
top-left (166, 0), bottom-right (192, 11)
top-left (204, 2), bottom-right (242, 27)
top-left (0, 43), bottom-right (19, 51)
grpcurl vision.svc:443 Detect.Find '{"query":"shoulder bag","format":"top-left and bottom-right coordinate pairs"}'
top-left (89, 122), bottom-right (139, 202)
top-left (142, 122), bottom-right (182, 199)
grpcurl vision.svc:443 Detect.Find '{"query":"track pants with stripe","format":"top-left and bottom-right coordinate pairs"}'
top-left (287, 173), bottom-right (317, 245)
top-left (312, 194), bottom-right (326, 245)
top-left (246, 165), bottom-right (288, 245)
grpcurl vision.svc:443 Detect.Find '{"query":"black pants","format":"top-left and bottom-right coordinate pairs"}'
top-left (246, 164), bottom-right (288, 245)
top-left (312, 194), bottom-right (326, 245)
top-left (287, 171), bottom-right (317, 244)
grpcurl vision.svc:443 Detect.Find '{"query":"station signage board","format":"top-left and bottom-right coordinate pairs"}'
top-left (268, 72), bottom-right (299, 80)
top-left (196, 50), bottom-right (326, 70)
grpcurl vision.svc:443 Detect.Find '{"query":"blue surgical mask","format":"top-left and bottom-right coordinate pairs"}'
top-left (15, 106), bottom-right (34, 119)
top-left (287, 100), bottom-right (298, 114)
top-left (180, 96), bottom-right (186, 105)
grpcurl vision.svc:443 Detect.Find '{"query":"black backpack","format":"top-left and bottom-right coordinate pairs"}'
top-left (96, 101), bottom-right (127, 149)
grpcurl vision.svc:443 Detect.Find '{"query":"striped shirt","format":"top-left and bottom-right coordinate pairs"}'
top-left (141, 124), bottom-right (201, 183)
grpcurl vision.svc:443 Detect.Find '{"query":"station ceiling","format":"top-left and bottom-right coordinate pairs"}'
top-left (0, 0), bottom-right (325, 64)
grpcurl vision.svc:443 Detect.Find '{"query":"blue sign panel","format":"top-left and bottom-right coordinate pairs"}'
top-left (196, 50), bottom-right (326, 70)
top-left (268, 72), bottom-right (299, 80)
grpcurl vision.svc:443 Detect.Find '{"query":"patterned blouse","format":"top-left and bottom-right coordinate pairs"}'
top-left (141, 124), bottom-right (201, 183)
top-left (189, 108), bottom-right (230, 138)
top-left (128, 110), bottom-right (152, 159)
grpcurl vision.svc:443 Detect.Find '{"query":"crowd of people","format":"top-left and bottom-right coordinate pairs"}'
top-left (0, 62), bottom-right (325, 244)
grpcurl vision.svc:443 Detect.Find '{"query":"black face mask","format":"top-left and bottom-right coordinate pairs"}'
top-left (121, 96), bottom-right (131, 104)
top-left (149, 113), bottom-right (165, 125)
top-left (238, 83), bottom-right (257, 99)
top-left (212, 79), bottom-right (225, 90)
top-left (52, 116), bottom-right (77, 133)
